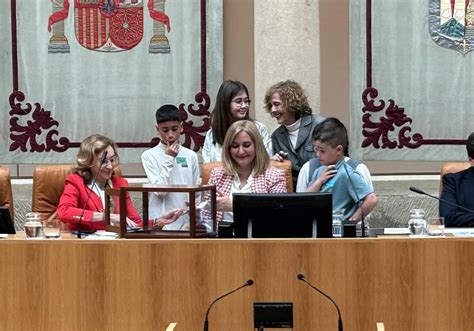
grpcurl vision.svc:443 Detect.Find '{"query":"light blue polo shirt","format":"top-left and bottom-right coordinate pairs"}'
top-left (308, 158), bottom-right (373, 220)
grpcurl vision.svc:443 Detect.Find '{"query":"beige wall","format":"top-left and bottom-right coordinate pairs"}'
top-left (254, 0), bottom-right (320, 134)
top-left (222, 0), bottom-right (255, 107)
top-left (319, 0), bottom-right (349, 123)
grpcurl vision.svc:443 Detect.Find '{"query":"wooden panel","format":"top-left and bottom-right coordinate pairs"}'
top-left (0, 238), bottom-right (472, 330)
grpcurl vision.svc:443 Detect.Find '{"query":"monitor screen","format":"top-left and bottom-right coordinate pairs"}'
top-left (232, 193), bottom-right (332, 238)
top-left (0, 206), bottom-right (16, 234)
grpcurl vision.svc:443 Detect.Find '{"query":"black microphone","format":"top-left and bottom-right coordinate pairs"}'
top-left (77, 150), bottom-right (108, 238)
top-left (409, 186), bottom-right (474, 213)
top-left (341, 160), bottom-right (366, 237)
top-left (297, 273), bottom-right (343, 331)
top-left (203, 279), bottom-right (253, 331)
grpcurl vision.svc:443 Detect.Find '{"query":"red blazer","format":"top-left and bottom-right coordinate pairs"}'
top-left (57, 173), bottom-right (142, 231)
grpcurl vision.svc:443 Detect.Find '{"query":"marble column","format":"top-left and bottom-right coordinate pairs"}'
top-left (254, 0), bottom-right (320, 134)
top-left (149, 0), bottom-right (171, 54)
top-left (48, 0), bottom-right (70, 53)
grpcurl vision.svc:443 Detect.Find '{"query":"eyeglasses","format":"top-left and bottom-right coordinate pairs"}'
top-left (100, 155), bottom-right (120, 167)
top-left (232, 98), bottom-right (251, 107)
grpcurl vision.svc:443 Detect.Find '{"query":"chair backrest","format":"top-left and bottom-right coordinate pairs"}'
top-left (0, 166), bottom-right (14, 220)
top-left (201, 160), bottom-right (294, 192)
top-left (439, 162), bottom-right (471, 195)
top-left (32, 164), bottom-right (75, 221)
top-left (32, 164), bottom-right (122, 221)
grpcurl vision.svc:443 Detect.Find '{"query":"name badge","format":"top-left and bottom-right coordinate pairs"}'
top-left (176, 157), bottom-right (188, 167)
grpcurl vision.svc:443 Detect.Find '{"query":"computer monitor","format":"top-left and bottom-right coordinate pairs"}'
top-left (0, 206), bottom-right (16, 234)
top-left (232, 193), bottom-right (332, 238)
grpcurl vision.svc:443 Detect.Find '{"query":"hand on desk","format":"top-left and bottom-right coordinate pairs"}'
top-left (153, 209), bottom-right (187, 229)
top-left (216, 191), bottom-right (232, 212)
top-left (109, 213), bottom-right (139, 227)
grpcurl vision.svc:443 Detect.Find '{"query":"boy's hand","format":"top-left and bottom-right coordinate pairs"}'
top-left (307, 165), bottom-right (337, 193)
top-left (165, 140), bottom-right (180, 157)
top-left (318, 164), bottom-right (337, 183)
top-left (153, 208), bottom-right (187, 229)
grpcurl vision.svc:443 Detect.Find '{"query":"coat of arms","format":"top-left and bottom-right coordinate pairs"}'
top-left (48, 0), bottom-right (171, 53)
top-left (430, 0), bottom-right (474, 54)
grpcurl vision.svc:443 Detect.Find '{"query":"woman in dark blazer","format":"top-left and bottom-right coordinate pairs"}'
top-left (264, 80), bottom-right (325, 189)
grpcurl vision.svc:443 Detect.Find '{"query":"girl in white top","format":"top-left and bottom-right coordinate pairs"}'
top-left (202, 80), bottom-right (272, 162)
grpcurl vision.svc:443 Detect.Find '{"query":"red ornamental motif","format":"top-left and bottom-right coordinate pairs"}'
top-left (73, 1), bottom-right (144, 51)
top-left (179, 92), bottom-right (211, 151)
top-left (9, 91), bottom-right (71, 152)
top-left (110, 8), bottom-right (144, 49)
top-left (48, 0), bottom-right (171, 52)
top-left (361, 87), bottom-right (423, 149)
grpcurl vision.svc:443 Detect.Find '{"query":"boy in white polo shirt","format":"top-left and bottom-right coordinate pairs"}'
top-left (141, 105), bottom-right (200, 230)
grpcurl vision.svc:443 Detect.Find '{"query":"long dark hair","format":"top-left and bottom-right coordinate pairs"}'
top-left (211, 80), bottom-right (250, 146)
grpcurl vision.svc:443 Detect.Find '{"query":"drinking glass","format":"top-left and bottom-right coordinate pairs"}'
top-left (427, 217), bottom-right (445, 236)
top-left (43, 218), bottom-right (61, 239)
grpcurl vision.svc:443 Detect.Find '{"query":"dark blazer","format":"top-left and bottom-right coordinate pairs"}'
top-left (271, 113), bottom-right (326, 188)
top-left (57, 173), bottom-right (142, 231)
top-left (439, 166), bottom-right (474, 227)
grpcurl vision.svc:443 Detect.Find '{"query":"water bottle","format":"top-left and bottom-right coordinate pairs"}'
top-left (332, 209), bottom-right (344, 238)
top-left (408, 209), bottom-right (427, 237)
top-left (356, 219), bottom-right (370, 237)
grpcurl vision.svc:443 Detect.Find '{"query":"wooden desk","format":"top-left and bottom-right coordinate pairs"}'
top-left (0, 236), bottom-right (472, 330)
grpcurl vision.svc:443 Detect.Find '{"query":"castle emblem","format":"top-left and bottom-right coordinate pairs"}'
top-left (430, 0), bottom-right (474, 54)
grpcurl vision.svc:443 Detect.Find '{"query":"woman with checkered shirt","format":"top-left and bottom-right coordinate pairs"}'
top-left (206, 120), bottom-right (287, 223)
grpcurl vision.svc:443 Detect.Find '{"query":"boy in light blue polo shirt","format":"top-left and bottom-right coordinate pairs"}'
top-left (300, 119), bottom-right (378, 221)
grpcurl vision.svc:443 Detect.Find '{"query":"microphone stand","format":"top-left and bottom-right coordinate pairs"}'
top-left (203, 279), bottom-right (253, 331)
top-left (297, 274), bottom-right (343, 331)
top-left (409, 186), bottom-right (474, 213)
top-left (341, 160), bottom-right (366, 237)
top-left (77, 151), bottom-right (108, 238)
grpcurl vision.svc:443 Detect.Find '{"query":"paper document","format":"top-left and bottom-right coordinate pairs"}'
top-left (384, 228), bottom-right (411, 235)
top-left (444, 228), bottom-right (474, 237)
top-left (84, 231), bottom-right (118, 240)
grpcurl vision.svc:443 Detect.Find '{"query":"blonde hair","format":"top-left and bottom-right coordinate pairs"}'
top-left (73, 134), bottom-right (119, 183)
top-left (222, 120), bottom-right (270, 176)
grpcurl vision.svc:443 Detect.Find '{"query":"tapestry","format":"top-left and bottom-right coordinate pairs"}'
top-left (350, 0), bottom-right (473, 161)
top-left (0, 0), bottom-right (223, 164)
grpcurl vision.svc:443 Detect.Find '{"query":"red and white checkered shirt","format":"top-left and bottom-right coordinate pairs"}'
top-left (205, 166), bottom-right (287, 222)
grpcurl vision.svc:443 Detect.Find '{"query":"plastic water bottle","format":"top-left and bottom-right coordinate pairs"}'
top-left (356, 220), bottom-right (370, 237)
top-left (332, 209), bottom-right (344, 238)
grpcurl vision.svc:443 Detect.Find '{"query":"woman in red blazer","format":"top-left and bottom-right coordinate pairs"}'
top-left (57, 134), bottom-right (183, 232)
